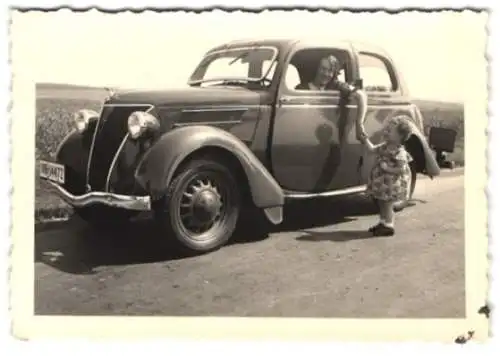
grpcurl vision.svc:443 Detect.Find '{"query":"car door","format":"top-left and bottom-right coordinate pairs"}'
top-left (270, 45), bottom-right (362, 193)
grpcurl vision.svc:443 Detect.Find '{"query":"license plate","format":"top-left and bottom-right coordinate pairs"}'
top-left (39, 160), bottom-right (65, 184)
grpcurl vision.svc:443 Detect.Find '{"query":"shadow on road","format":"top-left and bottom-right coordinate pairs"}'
top-left (35, 194), bottom-right (380, 274)
top-left (297, 230), bottom-right (386, 243)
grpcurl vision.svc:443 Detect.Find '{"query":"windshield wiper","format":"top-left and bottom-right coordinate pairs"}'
top-left (228, 45), bottom-right (261, 66)
top-left (229, 51), bottom-right (251, 65)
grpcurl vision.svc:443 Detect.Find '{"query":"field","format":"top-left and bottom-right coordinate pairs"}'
top-left (34, 83), bottom-right (465, 221)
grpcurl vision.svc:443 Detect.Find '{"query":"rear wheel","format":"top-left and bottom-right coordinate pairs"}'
top-left (153, 158), bottom-right (241, 253)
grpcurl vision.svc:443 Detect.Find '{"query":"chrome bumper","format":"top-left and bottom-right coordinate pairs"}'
top-left (45, 181), bottom-right (151, 211)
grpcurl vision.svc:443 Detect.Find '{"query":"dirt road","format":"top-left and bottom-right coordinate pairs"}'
top-left (35, 169), bottom-right (465, 317)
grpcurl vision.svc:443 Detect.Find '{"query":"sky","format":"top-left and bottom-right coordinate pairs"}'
top-left (12, 9), bottom-right (487, 102)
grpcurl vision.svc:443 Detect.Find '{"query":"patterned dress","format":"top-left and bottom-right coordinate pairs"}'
top-left (366, 143), bottom-right (413, 202)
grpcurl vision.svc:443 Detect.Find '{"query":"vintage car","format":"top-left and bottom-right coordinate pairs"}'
top-left (39, 38), bottom-right (445, 253)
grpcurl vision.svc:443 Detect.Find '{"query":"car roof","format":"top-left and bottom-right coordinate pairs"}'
top-left (205, 38), bottom-right (298, 54)
top-left (205, 38), bottom-right (390, 57)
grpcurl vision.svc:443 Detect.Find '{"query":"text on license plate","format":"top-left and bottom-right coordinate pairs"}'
top-left (39, 160), bottom-right (65, 184)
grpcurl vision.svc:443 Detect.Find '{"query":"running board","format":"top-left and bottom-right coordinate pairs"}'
top-left (284, 185), bottom-right (367, 199)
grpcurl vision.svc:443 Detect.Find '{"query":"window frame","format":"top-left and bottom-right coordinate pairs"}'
top-left (279, 46), bottom-right (356, 98)
top-left (358, 51), bottom-right (400, 95)
top-left (187, 45), bottom-right (279, 86)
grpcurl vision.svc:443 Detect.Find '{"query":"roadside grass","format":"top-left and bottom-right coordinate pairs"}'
top-left (34, 93), bottom-right (465, 222)
top-left (418, 103), bottom-right (465, 167)
top-left (35, 98), bottom-right (102, 221)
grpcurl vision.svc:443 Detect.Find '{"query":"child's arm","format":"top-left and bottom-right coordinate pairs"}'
top-left (359, 133), bottom-right (384, 153)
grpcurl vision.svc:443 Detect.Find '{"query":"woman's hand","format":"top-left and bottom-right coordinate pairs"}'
top-left (356, 122), bottom-right (367, 142)
top-left (357, 127), bottom-right (368, 142)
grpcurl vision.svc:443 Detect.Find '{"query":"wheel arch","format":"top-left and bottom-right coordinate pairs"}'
top-left (397, 116), bottom-right (441, 178)
top-left (171, 145), bottom-right (253, 205)
top-left (135, 126), bottom-right (285, 222)
top-left (404, 133), bottom-right (426, 174)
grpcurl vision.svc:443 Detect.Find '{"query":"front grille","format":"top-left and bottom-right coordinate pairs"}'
top-left (109, 139), bottom-right (144, 195)
top-left (87, 105), bottom-right (151, 191)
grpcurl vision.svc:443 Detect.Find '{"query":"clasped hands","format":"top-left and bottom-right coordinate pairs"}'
top-left (356, 121), bottom-right (368, 142)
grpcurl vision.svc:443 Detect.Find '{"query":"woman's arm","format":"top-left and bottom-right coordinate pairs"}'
top-left (351, 89), bottom-right (368, 142)
top-left (294, 82), bottom-right (310, 90)
top-left (335, 82), bottom-right (370, 144)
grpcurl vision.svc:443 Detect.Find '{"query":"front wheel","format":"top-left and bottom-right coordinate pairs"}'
top-left (153, 158), bottom-right (241, 254)
top-left (393, 161), bottom-right (417, 212)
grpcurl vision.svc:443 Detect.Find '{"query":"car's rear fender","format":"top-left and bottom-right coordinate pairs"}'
top-left (403, 119), bottom-right (441, 178)
top-left (135, 125), bottom-right (285, 220)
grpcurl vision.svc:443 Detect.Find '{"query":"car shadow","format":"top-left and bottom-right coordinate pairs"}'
top-left (35, 194), bottom-right (380, 274)
top-left (35, 218), bottom-right (184, 275)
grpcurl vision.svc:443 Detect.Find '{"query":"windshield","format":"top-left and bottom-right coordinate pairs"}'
top-left (188, 46), bottom-right (279, 87)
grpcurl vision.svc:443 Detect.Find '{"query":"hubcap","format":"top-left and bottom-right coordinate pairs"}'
top-left (179, 179), bottom-right (223, 234)
top-left (193, 189), bottom-right (221, 222)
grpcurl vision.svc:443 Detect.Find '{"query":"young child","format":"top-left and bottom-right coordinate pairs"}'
top-left (359, 116), bottom-right (413, 236)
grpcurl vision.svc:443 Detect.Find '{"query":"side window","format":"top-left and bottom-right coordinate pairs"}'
top-left (358, 53), bottom-right (396, 92)
top-left (284, 64), bottom-right (301, 89)
top-left (284, 49), bottom-right (350, 92)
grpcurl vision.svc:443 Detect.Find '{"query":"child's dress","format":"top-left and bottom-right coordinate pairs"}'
top-left (366, 143), bottom-right (412, 202)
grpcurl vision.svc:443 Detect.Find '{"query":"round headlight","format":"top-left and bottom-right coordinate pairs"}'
top-left (127, 111), bottom-right (160, 139)
top-left (74, 109), bottom-right (99, 133)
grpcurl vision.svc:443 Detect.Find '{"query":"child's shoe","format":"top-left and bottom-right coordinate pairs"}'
top-left (372, 224), bottom-right (395, 236)
top-left (368, 222), bottom-right (384, 232)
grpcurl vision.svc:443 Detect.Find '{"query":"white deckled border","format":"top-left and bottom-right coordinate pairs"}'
top-left (2, 1), bottom-right (499, 356)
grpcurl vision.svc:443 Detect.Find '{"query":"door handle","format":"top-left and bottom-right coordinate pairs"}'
top-left (278, 97), bottom-right (292, 106)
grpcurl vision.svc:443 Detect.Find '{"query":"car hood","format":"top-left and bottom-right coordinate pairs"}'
top-left (105, 86), bottom-right (263, 107)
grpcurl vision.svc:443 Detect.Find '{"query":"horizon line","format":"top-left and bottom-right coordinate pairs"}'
top-left (36, 81), bottom-right (464, 105)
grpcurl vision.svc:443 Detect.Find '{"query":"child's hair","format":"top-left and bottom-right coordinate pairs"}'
top-left (389, 116), bottom-right (413, 143)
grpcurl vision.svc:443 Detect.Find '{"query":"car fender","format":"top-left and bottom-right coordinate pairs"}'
top-left (54, 129), bottom-right (90, 178)
top-left (135, 125), bottom-right (285, 210)
top-left (401, 117), bottom-right (441, 178)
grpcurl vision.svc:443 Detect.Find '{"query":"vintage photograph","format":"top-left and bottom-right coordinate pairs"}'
top-left (9, 8), bottom-right (488, 340)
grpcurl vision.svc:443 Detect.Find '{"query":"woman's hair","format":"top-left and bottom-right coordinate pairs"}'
top-left (320, 55), bottom-right (341, 77)
top-left (325, 55), bottom-right (340, 69)
top-left (315, 55), bottom-right (341, 84)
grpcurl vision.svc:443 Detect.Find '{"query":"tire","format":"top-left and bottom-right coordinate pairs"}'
top-left (74, 206), bottom-right (136, 230)
top-left (153, 158), bottom-right (241, 253)
top-left (393, 161), bottom-right (417, 212)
